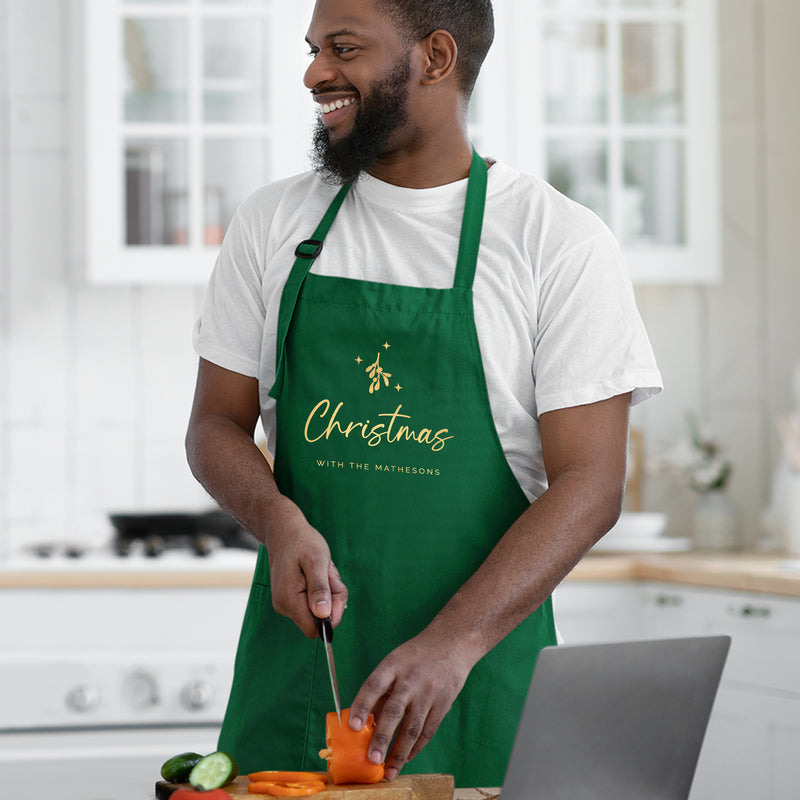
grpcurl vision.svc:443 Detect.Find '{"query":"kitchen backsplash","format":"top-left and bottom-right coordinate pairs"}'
top-left (1, 0), bottom-right (799, 555)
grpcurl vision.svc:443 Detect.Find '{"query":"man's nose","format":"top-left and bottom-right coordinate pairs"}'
top-left (303, 52), bottom-right (338, 90)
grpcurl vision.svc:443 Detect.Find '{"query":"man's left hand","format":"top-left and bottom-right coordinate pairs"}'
top-left (347, 628), bottom-right (473, 781)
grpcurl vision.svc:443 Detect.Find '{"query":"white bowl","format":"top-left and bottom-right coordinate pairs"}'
top-left (606, 511), bottom-right (668, 540)
top-left (591, 512), bottom-right (680, 552)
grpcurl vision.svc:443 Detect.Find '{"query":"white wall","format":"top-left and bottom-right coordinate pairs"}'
top-left (0, 0), bottom-right (210, 554)
top-left (1, 0), bottom-right (799, 554)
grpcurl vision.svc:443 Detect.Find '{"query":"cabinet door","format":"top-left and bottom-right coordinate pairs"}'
top-left (83, 0), bottom-right (316, 284)
top-left (472, 0), bottom-right (720, 284)
top-left (639, 582), bottom-right (712, 638)
top-left (551, 581), bottom-right (641, 643)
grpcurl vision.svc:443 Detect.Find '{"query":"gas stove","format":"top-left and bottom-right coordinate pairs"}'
top-left (2, 509), bottom-right (260, 573)
top-left (0, 544), bottom-right (259, 574)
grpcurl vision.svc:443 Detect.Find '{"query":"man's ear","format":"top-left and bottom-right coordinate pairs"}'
top-left (419, 29), bottom-right (458, 85)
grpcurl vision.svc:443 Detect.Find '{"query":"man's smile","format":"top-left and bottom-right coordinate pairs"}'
top-left (314, 93), bottom-right (358, 127)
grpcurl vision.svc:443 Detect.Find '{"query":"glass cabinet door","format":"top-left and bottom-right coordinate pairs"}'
top-left (85, 0), bottom-right (315, 283)
top-left (542, 1), bottom-right (688, 248)
top-left (472, 0), bottom-right (719, 283)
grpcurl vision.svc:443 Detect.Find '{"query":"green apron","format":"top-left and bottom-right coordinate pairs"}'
top-left (218, 151), bottom-right (556, 787)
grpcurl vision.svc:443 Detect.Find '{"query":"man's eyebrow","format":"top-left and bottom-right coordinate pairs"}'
top-left (305, 28), bottom-right (363, 46)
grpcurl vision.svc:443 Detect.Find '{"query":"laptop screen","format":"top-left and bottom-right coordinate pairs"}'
top-left (500, 636), bottom-right (730, 800)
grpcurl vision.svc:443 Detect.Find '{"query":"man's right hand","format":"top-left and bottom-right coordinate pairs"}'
top-left (265, 501), bottom-right (348, 637)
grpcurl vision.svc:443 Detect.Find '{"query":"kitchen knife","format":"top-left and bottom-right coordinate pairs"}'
top-left (316, 616), bottom-right (343, 725)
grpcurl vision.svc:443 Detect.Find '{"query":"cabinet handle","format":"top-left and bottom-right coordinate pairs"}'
top-left (733, 604), bottom-right (771, 619)
top-left (653, 593), bottom-right (683, 607)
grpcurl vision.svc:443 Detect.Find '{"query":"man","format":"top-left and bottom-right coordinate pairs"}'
top-left (186, 0), bottom-right (662, 788)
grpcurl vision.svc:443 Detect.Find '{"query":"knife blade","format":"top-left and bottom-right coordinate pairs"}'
top-left (316, 616), bottom-right (342, 725)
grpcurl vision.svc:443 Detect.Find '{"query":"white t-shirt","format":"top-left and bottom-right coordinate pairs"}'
top-left (193, 160), bottom-right (662, 502)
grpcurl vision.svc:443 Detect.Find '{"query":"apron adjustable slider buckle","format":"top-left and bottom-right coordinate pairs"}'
top-left (295, 239), bottom-right (324, 259)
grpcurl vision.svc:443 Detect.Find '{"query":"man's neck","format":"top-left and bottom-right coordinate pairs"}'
top-left (365, 130), bottom-right (475, 189)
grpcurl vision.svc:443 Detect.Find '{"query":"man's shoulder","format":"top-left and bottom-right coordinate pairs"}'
top-left (487, 160), bottom-right (614, 242)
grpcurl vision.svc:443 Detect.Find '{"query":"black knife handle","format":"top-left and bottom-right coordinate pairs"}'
top-left (316, 615), bottom-right (334, 642)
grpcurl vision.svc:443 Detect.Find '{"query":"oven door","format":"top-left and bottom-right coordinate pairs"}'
top-left (0, 725), bottom-right (221, 800)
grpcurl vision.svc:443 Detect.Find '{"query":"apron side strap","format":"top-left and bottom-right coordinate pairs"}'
top-left (452, 149), bottom-right (488, 290)
top-left (270, 183), bottom-right (352, 400)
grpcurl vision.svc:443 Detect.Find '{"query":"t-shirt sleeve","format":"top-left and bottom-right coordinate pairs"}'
top-left (533, 222), bottom-right (663, 416)
top-left (192, 201), bottom-right (267, 378)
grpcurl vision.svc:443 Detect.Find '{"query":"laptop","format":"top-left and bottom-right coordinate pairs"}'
top-left (500, 635), bottom-right (731, 800)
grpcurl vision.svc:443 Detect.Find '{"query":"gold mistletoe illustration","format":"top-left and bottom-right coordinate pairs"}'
top-left (366, 352), bottom-right (391, 393)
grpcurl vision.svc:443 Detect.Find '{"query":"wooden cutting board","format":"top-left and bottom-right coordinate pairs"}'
top-left (155, 773), bottom-right (455, 800)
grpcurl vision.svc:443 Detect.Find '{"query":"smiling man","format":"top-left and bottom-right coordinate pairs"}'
top-left (186, 0), bottom-right (662, 788)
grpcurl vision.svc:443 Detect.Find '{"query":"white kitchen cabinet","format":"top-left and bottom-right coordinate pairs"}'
top-left (474, 0), bottom-right (720, 283)
top-left (78, 0), bottom-right (316, 284)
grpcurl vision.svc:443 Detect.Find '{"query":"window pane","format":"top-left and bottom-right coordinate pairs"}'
top-left (203, 138), bottom-right (271, 241)
top-left (203, 18), bottom-right (270, 123)
top-left (544, 22), bottom-right (608, 124)
top-left (621, 22), bottom-right (684, 124)
top-left (546, 139), bottom-right (609, 223)
top-left (123, 18), bottom-right (189, 123)
top-left (125, 139), bottom-right (189, 246)
top-left (622, 139), bottom-right (685, 245)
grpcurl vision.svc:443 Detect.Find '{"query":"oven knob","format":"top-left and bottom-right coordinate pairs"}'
top-left (123, 670), bottom-right (160, 710)
top-left (180, 679), bottom-right (215, 711)
top-left (65, 684), bottom-right (100, 713)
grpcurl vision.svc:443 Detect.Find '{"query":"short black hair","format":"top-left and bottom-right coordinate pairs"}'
top-left (374, 0), bottom-right (494, 97)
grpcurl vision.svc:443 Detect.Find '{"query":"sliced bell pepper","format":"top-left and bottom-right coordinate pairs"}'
top-left (318, 707), bottom-right (385, 785)
top-left (248, 771), bottom-right (327, 783)
top-left (247, 780), bottom-right (327, 796)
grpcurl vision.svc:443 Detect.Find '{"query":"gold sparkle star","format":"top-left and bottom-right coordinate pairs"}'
top-left (355, 356), bottom-right (362, 364)
top-left (382, 342), bottom-right (391, 350)
top-left (395, 383), bottom-right (402, 392)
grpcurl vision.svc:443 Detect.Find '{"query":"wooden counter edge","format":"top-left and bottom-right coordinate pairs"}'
top-left (4, 554), bottom-right (800, 597)
top-left (0, 569), bottom-right (254, 589)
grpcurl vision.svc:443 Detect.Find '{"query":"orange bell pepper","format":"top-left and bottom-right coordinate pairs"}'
top-left (318, 707), bottom-right (385, 785)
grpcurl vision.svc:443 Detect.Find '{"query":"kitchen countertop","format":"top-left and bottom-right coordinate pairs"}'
top-left (1, 549), bottom-right (800, 596)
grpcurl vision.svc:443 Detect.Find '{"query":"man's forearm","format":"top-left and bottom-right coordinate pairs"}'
top-left (185, 415), bottom-right (297, 547)
top-left (427, 462), bottom-right (623, 669)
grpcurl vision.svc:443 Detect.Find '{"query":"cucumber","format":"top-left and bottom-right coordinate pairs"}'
top-left (189, 750), bottom-right (239, 790)
top-left (160, 751), bottom-right (204, 783)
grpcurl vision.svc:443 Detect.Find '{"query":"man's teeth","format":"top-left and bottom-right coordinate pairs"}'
top-left (321, 98), bottom-right (354, 114)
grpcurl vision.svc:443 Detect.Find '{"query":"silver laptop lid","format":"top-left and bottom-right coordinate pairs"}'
top-left (501, 636), bottom-right (730, 800)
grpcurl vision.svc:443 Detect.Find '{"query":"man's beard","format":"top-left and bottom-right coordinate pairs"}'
top-left (311, 56), bottom-right (412, 185)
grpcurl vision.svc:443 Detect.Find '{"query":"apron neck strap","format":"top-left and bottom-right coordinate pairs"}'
top-left (270, 182), bottom-right (350, 400)
top-left (452, 149), bottom-right (488, 290)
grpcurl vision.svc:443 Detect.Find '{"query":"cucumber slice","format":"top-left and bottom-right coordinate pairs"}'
top-left (160, 751), bottom-right (204, 783)
top-left (189, 750), bottom-right (239, 790)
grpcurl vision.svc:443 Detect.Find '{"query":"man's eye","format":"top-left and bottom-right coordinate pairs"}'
top-left (334, 46), bottom-right (355, 55)
top-left (307, 49), bottom-right (319, 59)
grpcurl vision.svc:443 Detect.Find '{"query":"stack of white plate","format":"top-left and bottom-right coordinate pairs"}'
top-left (592, 512), bottom-right (691, 553)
